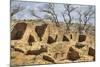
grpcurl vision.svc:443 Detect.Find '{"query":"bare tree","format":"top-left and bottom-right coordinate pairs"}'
top-left (29, 9), bottom-right (45, 23)
top-left (82, 6), bottom-right (95, 29)
top-left (39, 3), bottom-right (59, 27)
top-left (62, 4), bottom-right (77, 30)
top-left (77, 10), bottom-right (83, 33)
top-left (30, 10), bottom-right (41, 19)
top-left (43, 14), bottom-right (54, 22)
top-left (77, 6), bottom-right (95, 33)
top-left (11, 4), bottom-right (25, 17)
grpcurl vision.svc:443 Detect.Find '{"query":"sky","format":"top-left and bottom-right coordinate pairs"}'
top-left (11, 0), bottom-right (95, 25)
